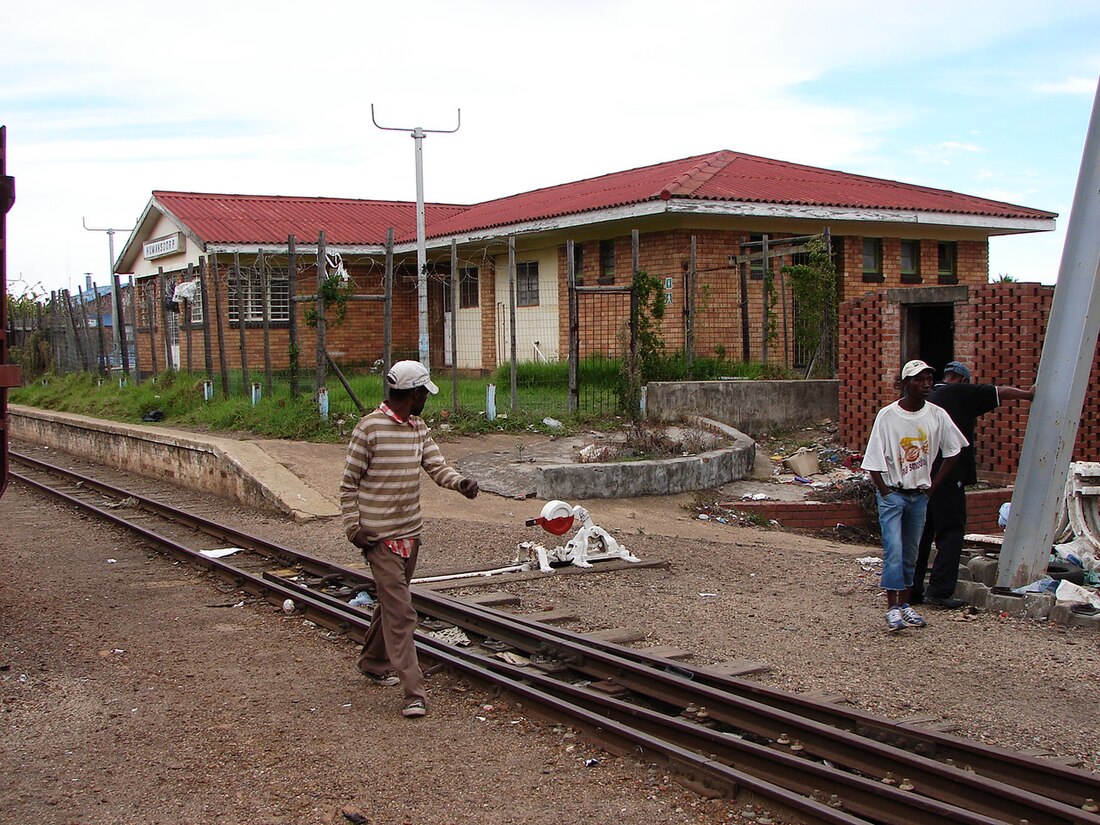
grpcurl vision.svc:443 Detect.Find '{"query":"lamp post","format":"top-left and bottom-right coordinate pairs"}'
top-left (371, 105), bottom-right (460, 368)
top-left (83, 217), bottom-right (134, 375)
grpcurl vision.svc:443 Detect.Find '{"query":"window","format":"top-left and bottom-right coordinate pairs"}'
top-left (138, 282), bottom-right (153, 327)
top-left (599, 239), bottom-right (615, 284)
top-left (900, 240), bottom-right (921, 284)
top-left (229, 266), bottom-right (290, 323)
top-left (937, 242), bottom-right (958, 284)
top-left (571, 243), bottom-right (584, 285)
top-left (186, 283), bottom-right (204, 325)
top-left (459, 266), bottom-right (479, 309)
top-left (749, 234), bottom-right (765, 280)
top-left (862, 238), bottom-right (883, 282)
top-left (516, 261), bottom-right (539, 307)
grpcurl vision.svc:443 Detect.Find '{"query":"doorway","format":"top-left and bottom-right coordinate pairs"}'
top-left (904, 303), bottom-right (954, 377)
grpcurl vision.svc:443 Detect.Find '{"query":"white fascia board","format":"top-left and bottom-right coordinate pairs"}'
top-left (114, 196), bottom-right (161, 273)
top-left (206, 243), bottom-right (388, 256)
top-left (665, 200), bottom-right (1055, 233)
top-left (406, 201), bottom-right (671, 253)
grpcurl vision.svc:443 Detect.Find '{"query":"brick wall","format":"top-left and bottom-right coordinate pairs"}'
top-left (729, 488), bottom-right (1007, 533)
top-left (839, 281), bottom-right (1100, 484)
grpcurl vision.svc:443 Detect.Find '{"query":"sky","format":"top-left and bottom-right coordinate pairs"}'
top-left (2, 0), bottom-right (1099, 299)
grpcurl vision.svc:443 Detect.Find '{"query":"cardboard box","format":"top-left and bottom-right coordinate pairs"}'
top-left (783, 452), bottom-right (821, 477)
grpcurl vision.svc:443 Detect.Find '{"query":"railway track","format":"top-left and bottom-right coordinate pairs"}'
top-left (11, 449), bottom-right (1100, 825)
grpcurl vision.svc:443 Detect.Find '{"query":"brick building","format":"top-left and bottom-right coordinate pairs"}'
top-left (113, 150), bottom-right (1053, 376)
top-left (838, 281), bottom-right (1098, 485)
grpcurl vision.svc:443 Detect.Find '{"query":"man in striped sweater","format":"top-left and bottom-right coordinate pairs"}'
top-left (340, 360), bottom-right (479, 718)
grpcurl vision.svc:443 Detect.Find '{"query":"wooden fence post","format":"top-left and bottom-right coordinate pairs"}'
top-left (129, 276), bottom-right (140, 380)
top-left (287, 235), bottom-right (299, 399)
top-left (260, 249), bottom-right (272, 397)
top-left (233, 252), bottom-right (250, 394)
top-left (211, 253), bottom-right (229, 396)
top-left (315, 231), bottom-right (327, 393)
top-left (198, 257), bottom-right (214, 380)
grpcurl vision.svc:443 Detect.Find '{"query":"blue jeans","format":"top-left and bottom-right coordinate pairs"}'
top-left (877, 489), bottom-right (929, 591)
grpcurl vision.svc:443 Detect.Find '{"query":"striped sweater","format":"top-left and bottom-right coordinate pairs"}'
top-left (339, 407), bottom-right (465, 543)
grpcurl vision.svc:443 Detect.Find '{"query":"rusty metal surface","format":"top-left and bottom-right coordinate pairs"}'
top-left (11, 450), bottom-right (1100, 825)
top-left (0, 125), bottom-right (15, 500)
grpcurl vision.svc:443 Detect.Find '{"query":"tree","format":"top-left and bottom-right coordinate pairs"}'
top-left (781, 235), bottom-right (837, 378)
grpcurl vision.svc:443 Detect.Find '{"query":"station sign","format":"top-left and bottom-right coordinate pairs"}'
top-left (143, 232), bottom-right (184, 260)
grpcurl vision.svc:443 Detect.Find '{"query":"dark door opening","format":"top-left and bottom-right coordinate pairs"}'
top-left (904, 304), bottom-right (954, 377)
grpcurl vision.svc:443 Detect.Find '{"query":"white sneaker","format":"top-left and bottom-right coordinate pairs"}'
top-left (885, 608), bottom-right (907, 632)
top-left (899, 604), bottom-right (927, 627)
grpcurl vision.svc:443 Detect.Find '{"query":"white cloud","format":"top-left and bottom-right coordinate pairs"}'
top-left (1032, 76), bottom-right (1098, 95)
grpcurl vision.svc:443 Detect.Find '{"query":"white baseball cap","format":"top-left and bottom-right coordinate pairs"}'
top-left (386, 360), bottom-right (439, 394)
top-left (900, 359), bottom-right (934, 381)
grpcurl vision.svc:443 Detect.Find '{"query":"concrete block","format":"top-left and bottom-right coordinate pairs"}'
top-left (957, 565), bottom-right (973, 582)
top-left (967, 556), bottom-right (999, 587)
top-left (1023, 592), bottom-right (1054, 619)
top-left (1050, 602), bottom-right (1100, 628)
top-left (989, 592), bottom-right (1028, 618)
top-left (966, 583), bottom-right (992, 609)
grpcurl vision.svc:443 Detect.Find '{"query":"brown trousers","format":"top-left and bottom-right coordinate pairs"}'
top-left (356, 540), bottom-right (425, 703)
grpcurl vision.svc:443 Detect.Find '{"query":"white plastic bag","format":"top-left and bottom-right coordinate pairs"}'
top-left (1054, 579), bottom-right (1100, 609)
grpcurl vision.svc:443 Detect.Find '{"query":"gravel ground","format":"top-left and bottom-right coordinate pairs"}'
top-left (2, 437), bottom-right (1098, 824)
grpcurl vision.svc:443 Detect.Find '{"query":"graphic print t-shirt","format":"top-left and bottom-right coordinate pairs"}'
top-left (861, 401), bottom-right (967, 490)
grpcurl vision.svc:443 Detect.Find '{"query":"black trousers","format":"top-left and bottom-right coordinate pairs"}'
top-left (913, 479), bottom-right (967, 600)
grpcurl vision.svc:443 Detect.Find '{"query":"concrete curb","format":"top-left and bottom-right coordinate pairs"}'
top-left (535, 417), bottom-right (755, 500)
top-left (9, 405), bottom-right (339, 523)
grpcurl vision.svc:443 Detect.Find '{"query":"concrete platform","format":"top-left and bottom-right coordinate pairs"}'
top-left (9, 405), bottom-right (339, 523)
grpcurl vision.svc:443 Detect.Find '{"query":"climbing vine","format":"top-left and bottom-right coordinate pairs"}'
top-left (618, 268), bottom-right (666, 419)
top-left (781, 235), bottom-right (837, 378)
top-left (304, 273), bottom-right (349, 328)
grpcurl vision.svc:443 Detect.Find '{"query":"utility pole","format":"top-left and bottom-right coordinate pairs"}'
top-left (83, 217), bottom-right (134, 371)
top-left (371, 105), bottom-right (461, 368)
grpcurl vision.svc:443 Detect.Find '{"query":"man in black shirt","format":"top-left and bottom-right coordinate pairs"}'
top-left (912, 361), bottom-right (1035, 607)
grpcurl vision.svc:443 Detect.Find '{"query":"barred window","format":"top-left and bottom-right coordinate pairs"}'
top-left (459, 266), bottom-right (479, 308)
top-left (229, 267), bottom-right (290, 323)
top-left (517, 261), bottom-right (539, 307)
top-left (599, 239), bottom-right (615, 284)
top-left (187, 283), bottom-right (204, 325)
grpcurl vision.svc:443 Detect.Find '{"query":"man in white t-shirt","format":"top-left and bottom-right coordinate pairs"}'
top-left (861, 360), bottom-right (967, 632)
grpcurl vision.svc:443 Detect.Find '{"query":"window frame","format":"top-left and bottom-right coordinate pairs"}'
top-left (516, 260), bottom-right (540, 307)
top-left (459, 266), bottom-right (479, 309)
top-left (900, 240), bottom-right (921, 284)
top-left (862, 238), bottom-right (884, 282)
top-left (937, 241), bottom-right (958, 284)
top-left (229, 266), bottom-right (291, 325)
top-left (598, 239), bottom-right (615, 284)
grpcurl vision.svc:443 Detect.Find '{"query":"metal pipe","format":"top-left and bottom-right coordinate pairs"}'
top-left (999, 77), bottom-right (1100, 587)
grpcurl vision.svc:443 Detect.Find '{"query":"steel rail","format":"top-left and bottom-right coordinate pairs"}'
top-left (10, 461), bottom-right (869, 825)
top-left (280, 576), bottom-right (1011, 825)
top-left (12, 453), bottom-right (1100, 825)
top-left (450, 596), bottom-right (1100, 809)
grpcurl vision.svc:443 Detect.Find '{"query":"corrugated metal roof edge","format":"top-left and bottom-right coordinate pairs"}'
top-left (421, 194), bottom-right (1053, 242)
top-left (152, 189), bottom-right (471, 209)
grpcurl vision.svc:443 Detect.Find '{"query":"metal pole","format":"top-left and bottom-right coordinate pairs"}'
top-left (82, 218), bottom-right (133, 364)
top-left (999, 78), bottom-right (1100, 588)
top-left (567, 239), bottom-right (579, 413)
top-left (450, 237), bottom-right (459, 411)
top-left (383, 228), bottom-right (394, 402)
top-left (414, 127), bottom-right (429, 368)
top-left (508, 235), bottom-right (517, 411)
top-left (370, 105), bottom-right (460, 370)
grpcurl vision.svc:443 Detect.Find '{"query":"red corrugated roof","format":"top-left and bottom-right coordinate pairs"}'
top-left (422, 150), bottom-right (1055, 240)
top-left (153, 191), bottom-right (468, 246)
top-left (153, 151), bottom-right (1055, 247)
